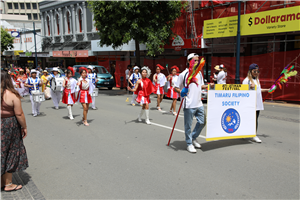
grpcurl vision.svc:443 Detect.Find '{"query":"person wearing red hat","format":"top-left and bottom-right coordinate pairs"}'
top-left (153, 64), bottom-right (167, 111)
top-left (167, 66), bottom-right (180, 116)
top-left (17, 69), bottom-right (29, 96)
top-left (11, 73), bottom-right (25, 97)
top-left (62, 67), bottom-right (77, 120)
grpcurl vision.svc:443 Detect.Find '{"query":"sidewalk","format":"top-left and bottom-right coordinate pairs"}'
top-left (1, 172), bottom-right (45, 200)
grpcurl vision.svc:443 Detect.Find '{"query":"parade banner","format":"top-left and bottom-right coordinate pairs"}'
top-left (206, 84), bottom-right (256, 141)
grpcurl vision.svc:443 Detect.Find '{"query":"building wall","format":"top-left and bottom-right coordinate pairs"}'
top-left (4, 0), bottom-right (42, 21)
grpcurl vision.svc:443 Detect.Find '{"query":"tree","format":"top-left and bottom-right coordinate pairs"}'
top-left (88, 1), bottom-right (186, 65)
top-left (1, 27), bottom-right (14, 54)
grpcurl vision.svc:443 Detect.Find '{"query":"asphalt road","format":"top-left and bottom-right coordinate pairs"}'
top-left (2, 89), bottom-right (299, 199)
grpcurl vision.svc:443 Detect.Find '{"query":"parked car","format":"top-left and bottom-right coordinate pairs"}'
top-left (46, 67), bottom-right (65, 77)
top-left (72, 65), bottom-right (114, 90)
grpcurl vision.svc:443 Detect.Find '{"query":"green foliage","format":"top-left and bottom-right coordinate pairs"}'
top-left (1, 27), bottom-right (14, 53)
top-left (88, 1), bottom-right (186, 57)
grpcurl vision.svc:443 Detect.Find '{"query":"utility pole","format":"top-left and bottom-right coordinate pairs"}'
top-left (33, 22), bottom-right (38, 68)
top-left (235, 1), bottom-right (241, 84)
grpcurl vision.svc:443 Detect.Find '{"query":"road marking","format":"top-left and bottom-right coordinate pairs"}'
top-left (151, 122), bottom-right (206, 139)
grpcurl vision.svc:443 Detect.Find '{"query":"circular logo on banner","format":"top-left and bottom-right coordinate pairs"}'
top-left (221, 108), bottom-right (241, 133)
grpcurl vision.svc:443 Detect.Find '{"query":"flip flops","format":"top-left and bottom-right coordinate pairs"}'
top-left (4, 183), bottom-right (22, 192)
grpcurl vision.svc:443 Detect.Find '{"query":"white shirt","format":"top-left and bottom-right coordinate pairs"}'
top-left (155, 73), bottom-right (167, 86)
top-left (242, 77), bottom-right (264, 111)
top-left (217, 70), bottom-right (226, 84)
top-left (167, 75), bottom-right (178, 89)
top-left (125, 69), bottom-right (130, 79)
top-left (175, 68), bottom-right (204, 109)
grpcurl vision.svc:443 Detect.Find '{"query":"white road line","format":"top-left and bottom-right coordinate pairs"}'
top-left (151, 122), bottom-right (206, 139)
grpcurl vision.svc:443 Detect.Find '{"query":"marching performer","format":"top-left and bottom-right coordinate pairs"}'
top-left (11, 73), bottom-right (25, 97)
top-left (24, 69), bottom-right (42, 117)
top-left (128, 66), bottom-right (141, 106)
top-left (153, 64), bottom-right (167, 111)
top-left (167, 66), bottom-right (180, 116)
top-left (47, 67), bottom-right (62, 109)
top-left (87, 66), bottom-right (98, 110)
top-left (128, 66), bottom-right (155, 125)
top-left (77, 67), bottom-right (95, 126)
top-left (62, 67), bottom-right (77, 120)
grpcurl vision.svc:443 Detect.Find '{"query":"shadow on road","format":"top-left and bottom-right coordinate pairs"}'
top-left (167, 140), bottom-right (187, 151)
top-left (200, 139), bottom-right (252, 152)
top-left (62, 114), bottom-right (80, 120)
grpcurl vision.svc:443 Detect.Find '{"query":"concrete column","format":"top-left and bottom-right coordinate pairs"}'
top-left (40, 13), bottom-right (44, 37)
top-left (45, 12), bottom-right (49, 36)
top-left (71, 4), bottom-right (76, 42)
top-left (50, 10), bottom-right (55, 43)
top-left (92, 12), bottom-right (96, 32)
top-left (58, 8), bottom-right (64, 43)
top-left (82, 2), bottom-right (88, 41)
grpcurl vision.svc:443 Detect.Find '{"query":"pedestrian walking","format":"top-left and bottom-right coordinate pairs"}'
top-left (153, 64), bottom-right (167, 111)
top-left (125, 65), bottom-right (131, 91)
top-left (87, 66), bottom-right (98, 110)
top-left (242, 63), bottom-right (270, 143)
top-left (128, 66), bottom-right (141, 106)
top-left (77, 67), bottom-right (95, 126)
top-left (1, 71), bottom-right (28, 192)
top-left (174, 53), bottom-right (213, 153)
top-left (62, 67), bottom-right (77, 120)
top-left (166, 66), bottom-right (180, 116)
top-left (128, 66), bottom-right (155, 125)
top-left (47, 67), bottom-right (62, 109)
top-left (24, 69), bottom-right (42, 117)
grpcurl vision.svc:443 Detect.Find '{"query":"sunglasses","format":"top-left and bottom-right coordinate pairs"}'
top-left (252, 70), bottom-right (260, 73)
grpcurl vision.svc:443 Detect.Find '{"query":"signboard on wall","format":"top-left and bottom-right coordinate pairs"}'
top-left (204, 5), bottom-right (300, 39)
top-left (206, 84), bottom-right (256, 141)
top-left (52, 50), bottom-right (89, 57)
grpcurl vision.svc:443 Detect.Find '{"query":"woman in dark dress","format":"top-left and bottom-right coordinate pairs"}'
top-left (1, 71), bottom-right (28, 192)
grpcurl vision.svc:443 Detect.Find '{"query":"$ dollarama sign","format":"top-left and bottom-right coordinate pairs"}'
top-left (204, 6), bottom-right (300, 39)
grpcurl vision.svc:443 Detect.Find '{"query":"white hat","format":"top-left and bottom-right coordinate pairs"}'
top-left (219, 64), bottom-right (224, 69)
top-left (187, 53), bottom-right (199, 61)
top-left (133, 66), bottom-right (139, 70)
top-left (87, 66), bottom-right (94, 70)
top-left (52, 67), bottom-right (59, 72)
top-left (30, 69), bottom-right (37, 74)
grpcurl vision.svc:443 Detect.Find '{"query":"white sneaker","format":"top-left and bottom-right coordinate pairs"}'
top-left (33, 114), bottom-right (37, 117)
top-left (192, 139), bottom-right (201, 149)
top-left (145, 119), bottom-right (151, 125)
top-left (55, 107), bottom-right (59, 110)
top-left (251, 136), bottom-right (262, 143)
top-left (187, 144), bottom-right (197, 153)
top-left (137, 117), bottom-right (142, 122)
top-left (92, 107), bottom-right (97, 110)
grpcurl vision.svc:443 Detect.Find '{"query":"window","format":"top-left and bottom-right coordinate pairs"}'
top-left (66, 11), bottom-right (71, 34)
top-left (14, 3), bottom-right (18, 9)
top-left (56, 14), bottom-right (60, 35)
top-left (32, 3), bottom-right (37, 9)
top-left (7, 3), bottom-right (12, 9)
top-left (47, 16), bottom-right (51, 36)
top-left (78, 9), bottom-right (82, 32)
top-left (27, 14), bottom-right (32, 20)
top-left (20, 3), bottom-right (25, 9)
top-left (20, 13), bottom-right (25, 15)
top-left (26, 3), bottom-right (31, 9)
top-left (33, 14), bottom-right (38, 20)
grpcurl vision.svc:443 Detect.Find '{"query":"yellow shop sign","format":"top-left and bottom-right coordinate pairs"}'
top-left (204, 6), bottom-right (300, 39)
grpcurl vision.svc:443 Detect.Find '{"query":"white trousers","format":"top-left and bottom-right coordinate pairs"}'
top-left (131, 94), bottom-right (137, 104)
top-left (30, 95), bottom-right (41, 115)
top-left (50, 90), bottom-right (62, 107)
top-left (92, 96), bottom-right (96, 108)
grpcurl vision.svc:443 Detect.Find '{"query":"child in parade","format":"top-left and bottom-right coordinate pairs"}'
top-left (41, 70), bottom-right (51, 99)
top-left (11, 73), bottom-right (25, 97)
top-left (77, 68), bottom-right (95, 126)
top-left (242, 63), bottom-right (270, 143)
top-left (153, 64), bottom-right (167, 111)
top-left (47, 67), bottom-right (62, 109)
top-left (24, 69), bottom-right (42, 117)
top-left (128, 66), bottom-right (155, 125)
top-left (166, 66), bottom-right (180, 116)
top-left (62, 67), bottom-right (77, 120)
top-left (87, 66), bottom-right (98, 110)
top-left (18, 69), bottom-right (29, 96)
top-left (128, 66), bottom-right (141, 106)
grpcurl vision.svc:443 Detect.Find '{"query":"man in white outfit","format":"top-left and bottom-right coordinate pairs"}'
top-left (24, 69), bottom-right (42, 117)
top-left (87, 66), bottom-right (98, 109)
top-left (47, 67), bottom-right (62, 109)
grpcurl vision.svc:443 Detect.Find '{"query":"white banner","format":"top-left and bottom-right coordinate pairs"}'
top-left (206, 84), bottom-right (256, 141)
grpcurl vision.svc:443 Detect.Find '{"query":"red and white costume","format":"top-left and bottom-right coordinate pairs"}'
top-left (76, 77), bottom-right (95, 103)
top-left (167, 75), bottom-right (179, 99)
top-left (62, 77), bottom-right (77, 105)
top-left (154, 73), bottom-right (166, 95)
top-left (135, 78), bottom-right (155, 105)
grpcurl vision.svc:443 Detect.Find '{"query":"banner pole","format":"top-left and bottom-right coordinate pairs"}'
top-left (167, 99), bottom-right (184, 146)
